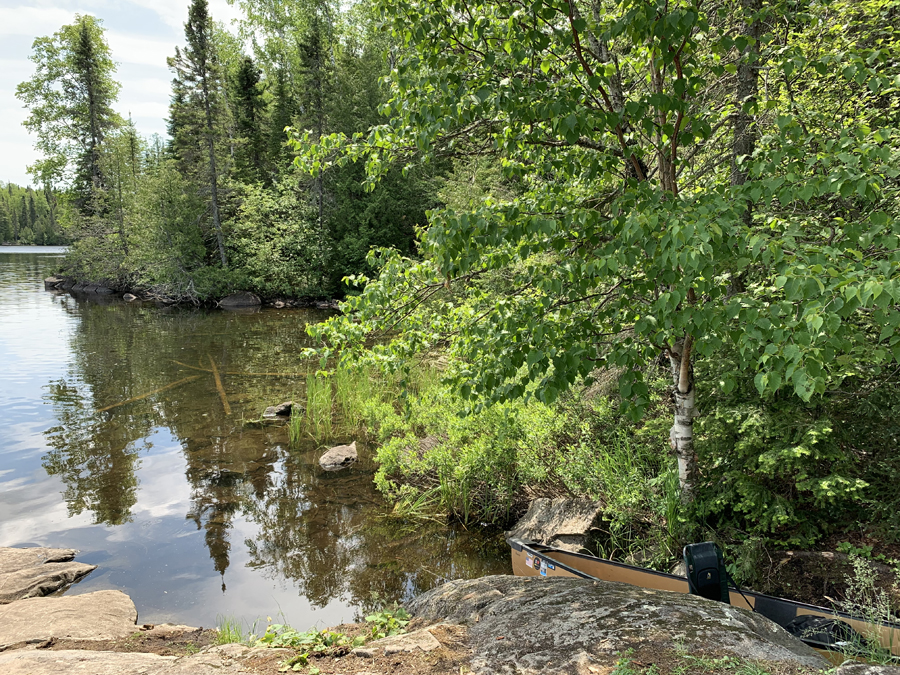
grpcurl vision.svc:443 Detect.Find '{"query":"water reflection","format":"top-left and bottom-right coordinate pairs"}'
top-left (0, 247), bottom-right (509, 626)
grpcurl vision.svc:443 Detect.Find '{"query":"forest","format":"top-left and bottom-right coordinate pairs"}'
top-left (0, 182), bottom-right (66, 245)
top-left (14, 0), bottom-right (900, 596)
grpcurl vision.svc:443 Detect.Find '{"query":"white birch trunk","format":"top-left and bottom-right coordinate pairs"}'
top-left (669, 338), bottom-right (698, 503)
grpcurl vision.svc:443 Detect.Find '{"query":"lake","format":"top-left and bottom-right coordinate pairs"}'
top-left (0, 246), bottom-right (509, 629)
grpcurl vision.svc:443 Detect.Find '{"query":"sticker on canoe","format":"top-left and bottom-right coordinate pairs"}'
top-left (525, 554), bottom-right (534, 568)
top-left (540, 559), bottom-right (548, 576)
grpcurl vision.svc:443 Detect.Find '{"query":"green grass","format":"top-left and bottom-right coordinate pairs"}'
top-left (215, 615), bottom-right (259, 645)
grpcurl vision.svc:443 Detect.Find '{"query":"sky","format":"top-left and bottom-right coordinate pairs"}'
top-left (0, 0), bottom-right (244, 186)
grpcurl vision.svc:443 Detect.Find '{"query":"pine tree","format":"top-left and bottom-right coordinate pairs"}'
top-left (231, 56), bottom-right (268, 184)
top-left (167, 0), bottom-right (229, 267)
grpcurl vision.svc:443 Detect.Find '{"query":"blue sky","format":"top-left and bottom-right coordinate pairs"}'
top-left (0, 0), bottom-right (242, 186)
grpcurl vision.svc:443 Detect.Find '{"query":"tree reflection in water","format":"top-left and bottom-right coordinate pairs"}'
top-left (41, 294), bottom-right (509, 612)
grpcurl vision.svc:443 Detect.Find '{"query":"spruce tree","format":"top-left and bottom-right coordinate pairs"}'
top-left (167, 0), bottom-right (229, 267)
top-left (231, 56), bottom-right (268, 184)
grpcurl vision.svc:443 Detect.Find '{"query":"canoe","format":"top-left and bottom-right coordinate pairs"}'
top-left (508, 537), bottom-right (900, 662)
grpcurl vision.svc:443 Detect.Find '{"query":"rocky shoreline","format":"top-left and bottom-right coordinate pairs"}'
top-left (3, 545), bottom-right (896, 674)
top-left (42, 276), bottom-right (341, 311)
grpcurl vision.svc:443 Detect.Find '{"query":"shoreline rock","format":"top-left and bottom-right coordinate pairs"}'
top-left (409, 575), bottom-right (828, 673)
top-left (0, 547), bottom-right (96, 605)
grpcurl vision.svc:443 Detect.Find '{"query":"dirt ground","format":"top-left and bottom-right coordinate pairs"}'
top-left (37, 621), bottom-right (473, 675)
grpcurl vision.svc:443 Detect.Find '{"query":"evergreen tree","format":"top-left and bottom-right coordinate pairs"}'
top-left (16, 14), bottom-right (121, 211)
top-left (231, 56), bottom-right (268, 184)
top-left (167, 0), bottom-right (229, 267)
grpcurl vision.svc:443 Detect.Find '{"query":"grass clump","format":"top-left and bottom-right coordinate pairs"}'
top-left (216, 615), bottom-right (259, 645)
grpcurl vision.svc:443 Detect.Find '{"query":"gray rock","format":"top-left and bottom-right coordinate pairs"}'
top-left (218, 292), bottom-right (261, 309)
top-left (506, 498), bottom-right (604, 552)
top-left (140, 624), bottom-right (202, 638)
top-left (352, 647), bottom-right (377, 658)
top-left (409, 575), bottom-right (828, 674)
top-left (836, 665), bottom-right (900, 675)
top-left (43, 276), bottom-right (63, 290)
top-left (370, 627), bottom-right (442, 654)
top-left (0, 546), bottom-right (96, 605)
top-left (123, 293), bottom-right (138, 301)
top-left (263, 401), bottom-right (294, 418)
top-left (0, 650), bottom-right (175, 675)
top-left (319, 441), bottom-right (357, 471)
top-left (0, 590), bottom-right (138, 650)
top-left (0, 644), bottom-right (293, 675)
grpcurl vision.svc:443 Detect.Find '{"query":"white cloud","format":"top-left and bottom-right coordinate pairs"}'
top-left (127, 0), bottom-right (242, 31)
top-left (0, 7), bottom-right (82, 38)
top-left (107, 31), bottom-right (176, 68)
top-left (122, 100), bottom-right (170, 119)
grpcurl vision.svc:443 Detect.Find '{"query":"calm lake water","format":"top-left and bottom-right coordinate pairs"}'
top-left (0, 246), bottom-right (509, 628)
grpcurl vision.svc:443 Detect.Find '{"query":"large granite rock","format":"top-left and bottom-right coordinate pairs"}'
top-left (319, 441), bottom-right (357, 471)
top-left (0, 590), bottom-right (138, 650)
top-left (218, 292), bottom-right (261, 309)
top-left (409, 575), bottom-right (829, 674)
top-left (506, 498), bottom-right (604, 552)
top-left (836, 665), bottom-right (900, 675)
top-left (0, 547), bottom-right (96, 604)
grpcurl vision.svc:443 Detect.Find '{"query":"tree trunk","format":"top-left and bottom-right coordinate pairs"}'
top-left (669, 337), bottom-right (698, 502)
top-left (732, 0), bottom-right (762, 195)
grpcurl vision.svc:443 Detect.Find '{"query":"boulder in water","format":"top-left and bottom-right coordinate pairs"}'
top-left (319, 441), bottom-right (357, 471)
top-left (218, 292), bottom-right (261, 309)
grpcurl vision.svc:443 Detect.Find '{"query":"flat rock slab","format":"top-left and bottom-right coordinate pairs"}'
top-left (366, 627), bottom-right (443, 654)
top-left (0, 649), bottom-right (176, 675)
top-left (0, 547), bottom-right (96, 604)
top-left (0, 590), bottom-right (137, 651)
top-left (410, 575), bottom-right (829, 674)
top-left (506, 498), bottom-right (604, 552)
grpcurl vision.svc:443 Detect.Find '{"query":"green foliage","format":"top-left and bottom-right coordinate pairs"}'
top-left (216, 615), bottom-right (260, 645)
top-left (0, 182), bottom-right (66, 245)
top-left (363, 604), bottom-right (410, 639)
top-left (16, 13), bottom-right (121, 196)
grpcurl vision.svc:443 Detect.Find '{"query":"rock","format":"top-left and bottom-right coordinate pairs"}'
top-left (319, 441), bottom-right (358, 471)
top-left (140, 624), bottom-right (201, 638)
top-left (506, 498), bottom-right (604, 552)
top-left (352, 647), bottom-right (377, 658)
top-left (123, 293), bottom-right (137, 301)
top-left (273, 301), bottom-right (285, 308)
top-left (836, 664), bottom-right (900, 675)
top-left (263, 401), bottom-right (294, 418)
top-left (0, 644), bottom-right (295, 675)
top-left (409, 575), bottom-right (828, 674)
top-left (71, 282), bottom-right (114, 294)
top-left (370, 627), bottom-right (442, 654)
top-left (43, 276), bottom-right (63, 290)
top-left (0, 590), bottom-right (138, 650)
top-left (0, 546), bottom-right (96, 605)
top-left (218, 292), bottom-right (261, 309)
top-left (0, 650), bottom-right (175, 675)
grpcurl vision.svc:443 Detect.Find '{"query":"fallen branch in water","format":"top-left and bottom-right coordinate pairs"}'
top-left (96, 375), bottom-right (202, 413)
top-left (208, 355), bottom-right (232, 415)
